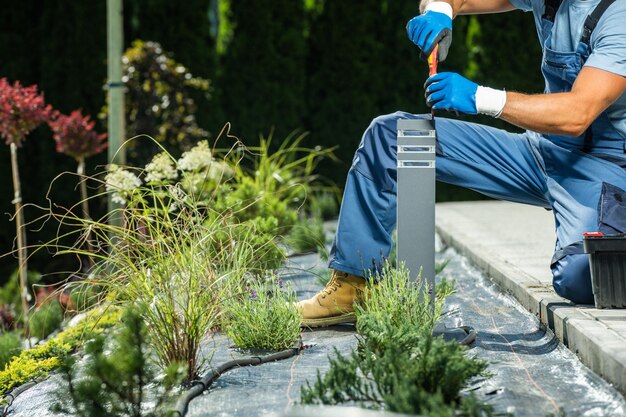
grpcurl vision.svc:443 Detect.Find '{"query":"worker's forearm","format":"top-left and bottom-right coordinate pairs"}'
top-left (500, 92), bottom-right (592, 137)
top-left (420, 0), bottom-right (465, 15)
top-left (420, 0), bottom-right (514, 16)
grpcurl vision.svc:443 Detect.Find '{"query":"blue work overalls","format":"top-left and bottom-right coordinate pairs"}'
top-left (328, 0), bottom-right (626, 304)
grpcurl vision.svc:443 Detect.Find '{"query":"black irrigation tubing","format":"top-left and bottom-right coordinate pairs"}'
top-left (459, 325), bottom-right (478, 346)
top-left (172, 338), bottom-right (305, 417)
top-left (1, 380), bottom-right (40, 417)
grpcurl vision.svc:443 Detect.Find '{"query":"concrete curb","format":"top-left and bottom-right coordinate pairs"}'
top-left (436, 201), bottom-right (626, 395)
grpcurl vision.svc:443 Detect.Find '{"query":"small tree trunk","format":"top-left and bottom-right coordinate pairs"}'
top-left (77, 157), bottom-right (94, 266)
top-left (10, 142), bottom-right (30, 343)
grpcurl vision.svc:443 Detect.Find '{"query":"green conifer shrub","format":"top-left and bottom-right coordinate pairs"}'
top-left (218, 0), bottom-right (307, 144)
top-left (51, 307), bottom-right (184, 417)
top-left (301, 264), bottom-right (492, 415)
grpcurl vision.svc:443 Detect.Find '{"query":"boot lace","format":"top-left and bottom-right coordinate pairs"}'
top-left (321, 274), bottom-right (344, 298)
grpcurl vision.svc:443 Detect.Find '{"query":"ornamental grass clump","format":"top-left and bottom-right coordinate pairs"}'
top-left (219, 131), bottom-right (337, 234)
top-left (43, 154), bottom-right (282, 380)
top-left (222, 275), bottom-right (301, 351)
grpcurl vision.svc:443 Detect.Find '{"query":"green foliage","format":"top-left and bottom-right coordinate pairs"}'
top-left (0, 269), bottom-right (42, 308)
top-left (218, 131), bottom-right (335, 234)
top-left (218, 0), bottom-right (307, 144)
top-left (206, 215), bottom-right (286, 272)
top-left (29, 299), bottom-right (64, 340)
top-left (301, 263), bottom-right (491, 415)
top-left (307, 0), bottom-right (387, 174)
top-left (300, 337), bottom-right (491, 416)
top-left (357, 263), bottom-right (455, 346)
top-left (0, 308), bottom-right (119, 395)
top-left (103, 40), bottom-right (210, 164)
top-left (223, 275), bottom-right (301, 351)
top-left (217, 176), bottom-right (297, 234)
top-left (51, 307), bottom-right (184, 417)
top-left (310, 192), bottom-right (339, 221)
top-left (286, 216), bottom-right (326, 255)
top-left (0, 331), bottom-right (22, 369)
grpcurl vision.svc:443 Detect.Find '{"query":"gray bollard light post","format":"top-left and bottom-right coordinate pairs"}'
top-left (396, 118), bottom-right (436, 292)
top-left (396, 118), bottom-right (477, 346)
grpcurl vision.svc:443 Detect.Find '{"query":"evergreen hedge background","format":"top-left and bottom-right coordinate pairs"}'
top-left (0, 1), bottom-right (542, 280)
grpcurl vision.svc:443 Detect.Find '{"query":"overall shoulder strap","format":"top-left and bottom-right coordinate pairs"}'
top-left (543, 0), bottom-right (564, 22)
top-left (581, 0), bottom-right (618, 45)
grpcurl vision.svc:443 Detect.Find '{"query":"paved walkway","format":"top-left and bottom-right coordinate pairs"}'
top-left (436, 201), bottom-right (626, 394)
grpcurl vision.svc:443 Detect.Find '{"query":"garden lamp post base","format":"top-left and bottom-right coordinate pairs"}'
top-left (397, 118), bottom-right (476, 346)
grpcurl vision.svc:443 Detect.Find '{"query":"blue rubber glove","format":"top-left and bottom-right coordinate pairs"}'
top-left (406, 10), bottom-right (452, 61)
top-left (424, 72), bottom-right (478, 114)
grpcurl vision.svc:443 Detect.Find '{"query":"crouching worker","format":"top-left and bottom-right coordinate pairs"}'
top-left (297, 0), bottom-right (626, 327)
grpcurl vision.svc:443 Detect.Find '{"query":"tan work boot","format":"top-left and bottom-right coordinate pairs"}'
top-left (297, 270), bottom-right (366, 328)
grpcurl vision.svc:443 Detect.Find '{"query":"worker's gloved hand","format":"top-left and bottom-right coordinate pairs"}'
top-left (424, 72), bottom-right (478, 114)
top-left (406, 2), bottom-right (453, 61)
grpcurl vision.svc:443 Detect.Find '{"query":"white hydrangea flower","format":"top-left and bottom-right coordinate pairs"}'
top-left (145, 152), bottom-right (178, 183)
top-left (105, 164), bottom-right (142, 205)
top-left (177, 140), bottom-right (213, 172)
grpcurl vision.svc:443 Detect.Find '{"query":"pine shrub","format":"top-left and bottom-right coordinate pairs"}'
top-left (301, 263), bottom-right (492, 415)
top-left (51, 307), bottom-right (184, 417)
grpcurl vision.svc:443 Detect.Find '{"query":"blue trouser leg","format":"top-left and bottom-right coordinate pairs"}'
top-left (328, 113), bottom-right (401, 276)
top-left (329, 111), bottom-right (549, 277)
top-left (329, 111), bottom-right (626, 304)
top-left (541, 140), bottom-right (626, 303)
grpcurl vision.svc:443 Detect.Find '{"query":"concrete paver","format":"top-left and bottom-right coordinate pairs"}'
top-left (436, 201), bottom-right (626, 394)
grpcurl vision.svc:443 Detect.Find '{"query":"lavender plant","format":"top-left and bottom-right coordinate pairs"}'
top-left (222, 275), bottom-right (301, 351)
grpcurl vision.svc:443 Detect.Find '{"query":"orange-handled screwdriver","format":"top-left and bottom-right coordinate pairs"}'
top-left (428, 45), bottom-right (439, 117)
top-left (428, 44), bottom-right (439, 77)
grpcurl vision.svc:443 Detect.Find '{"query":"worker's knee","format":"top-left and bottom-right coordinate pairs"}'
top-left (361, 112), bottom-right (405, 152)
top-left (355, 112), bottom-right (426, 162)
top-left (551, 254), bottom-right (594, 304)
